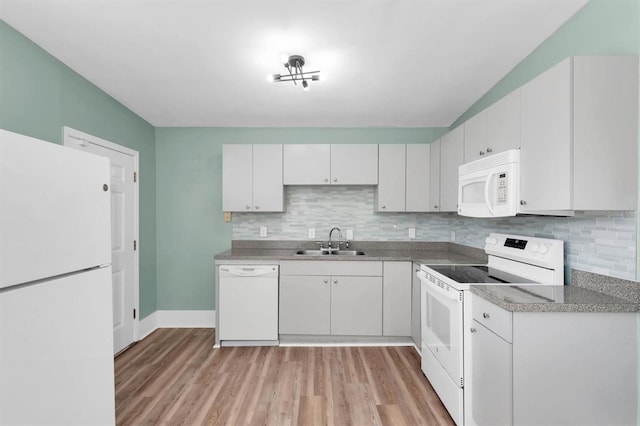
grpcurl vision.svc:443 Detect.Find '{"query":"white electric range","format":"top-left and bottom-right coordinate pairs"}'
top-left (417, 233), bottom-right (564, 425)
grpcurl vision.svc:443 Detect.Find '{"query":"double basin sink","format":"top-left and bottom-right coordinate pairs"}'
top-left (295, 249), bottom-right (365, 256)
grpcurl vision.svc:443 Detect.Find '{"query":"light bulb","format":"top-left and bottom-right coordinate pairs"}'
top-left (302, 80), bottom-right (309, 91)
top-left (281, 54), bottom-right (290, 65)
top-left (266, 74), bottom-right (281, 82)
top-left (312, 74), bottom-right (321, 81)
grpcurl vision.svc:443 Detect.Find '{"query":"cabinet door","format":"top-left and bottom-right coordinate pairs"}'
top-left (252, 144), bottom-right (283, 212)
top-left (486, 89), bottom-right (521, 155)
top-left (331, 144), bottom-right (378, 184)
top-left (376, 144), bottom-right (406, 212)
top-left (411, 263), bottom-right (421, 347)
top-left (383, 262), bottom-right (412, 336)
top-left (222, 144), bottom-right (253, 211)
top-left (572, 56), bottom-right (638, 210)
top-left (468, 320), bottom-right (513, 426)
top-left (330, 276), bottom-right (382, 336)
top-left (463, 110), bottom-right (488, 164)
top-left (406, 144), bottom-right (431, 212)
top-left (439, 127), bottom-right (464, 212)
top-left (520, 58), bottom-right (572, 211)
top-left (429, 139), bottom-right (441, 212)
top-left (279, 275), bottom-right (330, 335)
top-left (283, 144), bottom-right (330, 185)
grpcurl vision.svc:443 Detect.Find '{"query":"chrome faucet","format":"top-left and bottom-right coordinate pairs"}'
top-left (328, 227), bottom-right (342, 249)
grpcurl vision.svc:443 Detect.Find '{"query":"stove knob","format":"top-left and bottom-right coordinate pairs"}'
top-left (538, 245), bottom-right (549, 254)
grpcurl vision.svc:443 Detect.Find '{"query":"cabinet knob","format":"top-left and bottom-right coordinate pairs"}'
top-left (434, 205), bottom-right (438, 209)
top-left (254, 205), bottom-right (260, 210)
top-left (324, 178), bottom-right (328, 183)
top-left (381, 205), bottom-right (386, 209)
top-left (333, 177), bottom-right (338, 183)
top-left (470, 327), bottom-right (477, 333)
top-left (482, 312), bottom-right (490, 319)
top-left (520, 200), bottom-right (527, 206)
top-left (245, 205), bottom-right (251, 210)
top-left (479, 151), bottom-right (485, 156)
top-left (333, 279), bottom-right (338, 284)
top-left (323, 279), bottom-right (329, 284)
top-left (486, 147), bottom-right (493, 153)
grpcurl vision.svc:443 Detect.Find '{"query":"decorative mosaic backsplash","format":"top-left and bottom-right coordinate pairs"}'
top-left (232, 186), bottom-right (637, 280)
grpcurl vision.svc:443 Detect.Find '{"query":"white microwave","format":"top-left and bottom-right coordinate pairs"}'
top-left (458, 149), bottom-right (520, 218)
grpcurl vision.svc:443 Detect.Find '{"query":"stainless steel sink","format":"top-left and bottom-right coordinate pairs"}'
top-left (295, 249), bottom-right (365, 256)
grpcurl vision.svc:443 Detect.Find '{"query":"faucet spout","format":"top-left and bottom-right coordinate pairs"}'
top-left (328, 227), bottom-right (342, 249)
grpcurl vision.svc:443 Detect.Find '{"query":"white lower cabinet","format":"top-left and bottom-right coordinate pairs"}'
top-left (279, 261), bottom-right (383, 336)
top-left (411, 263), bottom-right (421, 347)
top-left (466, 292), bottom-right (637, 426)
top-left (382, 261), bottom-right (412, 336)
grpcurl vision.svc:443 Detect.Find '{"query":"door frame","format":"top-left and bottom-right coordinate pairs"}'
top-left (63, 126), bottom-right (140, 343)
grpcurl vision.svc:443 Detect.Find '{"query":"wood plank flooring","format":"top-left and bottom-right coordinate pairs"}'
top-left (115, 328), bottom-right (455, 425)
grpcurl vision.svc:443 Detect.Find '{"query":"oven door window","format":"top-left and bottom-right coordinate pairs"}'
top-left (421, 281), bottom-right (463, 385)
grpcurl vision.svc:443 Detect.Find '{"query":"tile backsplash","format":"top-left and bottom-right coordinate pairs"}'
top-left (232, 186), bottom-right (637, 280)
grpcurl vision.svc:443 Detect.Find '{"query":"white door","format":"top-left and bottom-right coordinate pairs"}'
top-left (64, 129), bottom-right (137, 355)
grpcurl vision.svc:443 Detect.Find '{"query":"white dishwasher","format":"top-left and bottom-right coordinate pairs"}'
top-left (218, 265), bottom-right (279, 346)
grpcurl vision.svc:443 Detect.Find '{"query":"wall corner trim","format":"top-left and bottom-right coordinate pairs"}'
top-left (137, 310), bottom-right (216, 341)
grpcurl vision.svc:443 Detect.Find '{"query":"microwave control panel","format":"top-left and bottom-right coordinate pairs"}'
top-left (496, 172), bottom-right (508, 204)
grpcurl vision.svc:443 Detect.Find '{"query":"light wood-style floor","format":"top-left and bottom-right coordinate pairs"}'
top-left (115, 328), bottom-right (455, 425)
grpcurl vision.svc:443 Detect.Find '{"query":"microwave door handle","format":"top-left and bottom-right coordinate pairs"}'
top-left (484, 171), bottom-right (496, 216)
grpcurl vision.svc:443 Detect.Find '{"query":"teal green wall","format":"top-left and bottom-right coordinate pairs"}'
top-left (0, 20), bottom-right (158, 318)
top-left (452, 0), bottom-right (639, 127)
top-left (154, 128), bottom-right (445, 310)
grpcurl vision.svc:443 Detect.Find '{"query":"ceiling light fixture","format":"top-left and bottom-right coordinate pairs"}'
top-left (267, 55), bottom-right (320, 91)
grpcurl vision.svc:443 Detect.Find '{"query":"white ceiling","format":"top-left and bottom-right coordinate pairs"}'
top-left (0, 0), bottom-right (588, 128)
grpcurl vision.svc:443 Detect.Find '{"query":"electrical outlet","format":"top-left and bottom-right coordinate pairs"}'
top-left (346, 229), bottom-right (354, 240)
top-left (409, 228), bottom-right (416, 239)
top-left (260, 226), bottom-right (267, 237)
top-left (223, 212), bottom-right (231, 222)
top-left (308, 228), bottom-right (316, 238)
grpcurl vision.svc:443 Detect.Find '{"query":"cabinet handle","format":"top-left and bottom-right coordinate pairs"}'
top-left (323, 279), bottom-right (329, 284)
top-left (254, 205), bottom-right (260, 210)
top-left (486, 147), bottom-right (493, 153)
top-left (333, 177), bottom-right (338, 183)
top-left (482, 312), bottom-right (490, 319)
top-left (470, 327), bottom-right (477, 333)
top-left (245, 205), bottom-right (251, 210)
top-left (333, 279), bottom-right (338, 284)
top-left (479, 151), bottom-right (485, 156)
top-left (520, 200), bottom-right (527, 206)
top-left (381, 205), bottom-right (386, 209)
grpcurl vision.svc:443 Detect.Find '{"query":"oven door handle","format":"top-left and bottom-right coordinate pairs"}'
top-left (417, 271), bottom-right (461, 301)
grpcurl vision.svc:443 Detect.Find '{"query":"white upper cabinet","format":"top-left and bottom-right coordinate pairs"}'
top-left (284, 144), bottom-right (378, 185)
top-left (283, 144), bottom-right (331, 185)
top-left (520, 56), bottom-right (638, 211)
top-left (429, 139), bottom-right (441, 212)
top-left (376, 144), bottom-right (406, 212)
top-left (376, 144), bottom-right (432, 212)
top-left (486, 89), bottom-right (521, 155)
top-left (406, 144), bottom-right (431, 212)
top-left (331, 144), bottom-right (378, 184)
top-left (222, 144), bottom-right (283, 212)
top-left (464, 89), bottom-right (520, 164)
top-left (439, 126), bottom-right (464, 212)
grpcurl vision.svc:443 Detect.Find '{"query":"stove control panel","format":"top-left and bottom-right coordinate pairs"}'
top-left (484, 233), bottom-right (563, 271)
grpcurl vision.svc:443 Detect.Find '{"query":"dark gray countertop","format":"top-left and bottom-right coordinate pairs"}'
top-left (214, 240), bottom-right (488, 265)
top-left (471, 282), bottom-right (639, 313)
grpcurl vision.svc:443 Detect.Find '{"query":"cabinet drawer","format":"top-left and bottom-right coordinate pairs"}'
top-left (471, 293), bottom-right (512, 342)
top-left (280, 261), bottom-right (382, 276)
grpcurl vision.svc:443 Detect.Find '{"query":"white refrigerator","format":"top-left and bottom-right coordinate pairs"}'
top-left (0, 129), bottom-right (116, 425)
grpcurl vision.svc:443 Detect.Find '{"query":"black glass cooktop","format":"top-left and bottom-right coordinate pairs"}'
top-left (426, 265), bottom-right (536, 284)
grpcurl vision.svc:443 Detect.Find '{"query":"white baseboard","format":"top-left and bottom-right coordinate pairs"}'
top-left (137, 310), bottom-right (216, 341)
